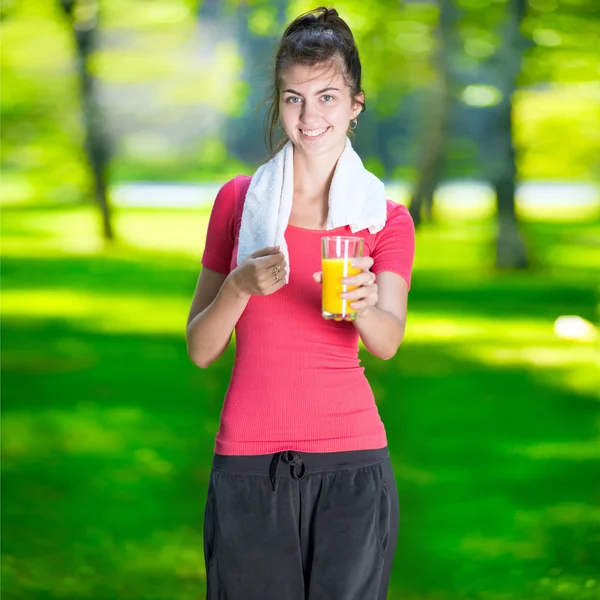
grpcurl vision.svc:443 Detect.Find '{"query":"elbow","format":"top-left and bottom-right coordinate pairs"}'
top-left (192, 356), bottom-right (212, 369)
top-left (186, 341), bottom-right (213, 369)
top-left (377, 335), bottom-right (405, 361)
top-left (365, 344), bottom-right (398, 361)
top-left (379, 347), bottom-right (398, 361)
top-left (189, 355), bottom-right (213, 369)
top-left (187, 350), bottom-right (205, 368)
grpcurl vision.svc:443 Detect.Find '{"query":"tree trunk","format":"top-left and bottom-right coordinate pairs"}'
top-left (60, 0), bottom-right (114, 241)
top-left (229, 1), bottom-right (288, 165)
top-left (494, 97), bottom-right (528, 268)
top-left (485, 0), bottom-right (528, 268)
top-left (408, 81), bottom-right (449, 226)
top-left (409, 0), bottom-right (456, 226)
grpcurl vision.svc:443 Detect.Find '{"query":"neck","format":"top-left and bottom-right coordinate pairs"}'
top-left (292, 140), bottom-right (346, 202)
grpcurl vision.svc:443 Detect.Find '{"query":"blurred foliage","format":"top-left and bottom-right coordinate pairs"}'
top-left (2, 2), bottom-right (600, 598)
top-left (2, 203), bottom-right (599, 598)
top-left (1, 0), bottom-right (599, 208)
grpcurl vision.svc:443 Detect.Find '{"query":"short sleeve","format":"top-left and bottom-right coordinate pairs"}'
top-left (371, 202), bottom-right (415, 290)
top-left (201, 177), bottom-right (238, 274)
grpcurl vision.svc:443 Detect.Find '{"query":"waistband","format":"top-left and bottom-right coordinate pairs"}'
top-left (212, 447), bottom-right (389, 493)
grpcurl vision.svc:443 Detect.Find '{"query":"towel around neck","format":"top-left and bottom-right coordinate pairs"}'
top-left (237, 137), bottom-right (387, 281)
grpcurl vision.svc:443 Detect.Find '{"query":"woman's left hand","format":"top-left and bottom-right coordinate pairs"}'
top-left (313, 256), bottom-right (378, 318)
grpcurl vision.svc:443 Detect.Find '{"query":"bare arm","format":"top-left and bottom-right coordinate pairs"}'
top-left (351, 271), bottom-right (408, 360)
top-left (186, 246), bottom-right (287, 369)
top-left (186, 268), bottom-right (250, 369)
top-left (313, 259), bottom-right (409, 361)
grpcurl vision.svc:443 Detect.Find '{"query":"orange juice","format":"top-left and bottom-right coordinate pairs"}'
top-left (322, 258), bottom-right (361, 319)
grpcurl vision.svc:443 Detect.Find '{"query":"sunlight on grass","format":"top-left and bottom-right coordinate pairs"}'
top-left (554, 316), bottom-right (597, 343)
top-left (535, 577), bottom-right (599, 600)
top-left (459, 536), bottom-right (543, 560)
top-left (460, 344), bottom-right (595, 369)
top-left (3, 203), bottom-right (598, 600)
top-left (512, 440), bottom-right (600, 461)
top-left (512, 504), bottom-right (600, 599)
top-left (2, 409), bottom-right (124, 461)
top-left (548, 243), bottom-right (600, 273)
top-left (116, 209), bottom-right (210, 255)
top-left (2, 404), bottom-right (182, 466)
top-left (115, 529), bottom-right (204, 579)
top-left (1, 290), bottom-right (189, 334)
top-left (555, 365), bottom-right (600, 398)
top-left (1, 206), bottom-right (211, 258)
top-left (390, 458), bottom-right (438, 486)
top-left (406, 314), bottom-right (553, 342)
top-left (2, 528), bottom-right (205, 598)
top-left (406, 312), bottom-right (599, 397)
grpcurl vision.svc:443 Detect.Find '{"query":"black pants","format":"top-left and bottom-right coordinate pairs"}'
top-left (203, 447), bottom-right (399, 599)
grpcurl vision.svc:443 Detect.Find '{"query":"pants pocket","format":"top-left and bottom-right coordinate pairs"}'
top-left (203, 471), bottom-right (219, 570)
top-left (376, 474), bottom-right (391, 558)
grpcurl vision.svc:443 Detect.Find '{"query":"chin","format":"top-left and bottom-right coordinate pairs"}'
top-left (294, 134), bottom-right (346, 158)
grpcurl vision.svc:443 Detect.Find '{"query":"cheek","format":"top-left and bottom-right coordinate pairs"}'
top-left (280, 104), bottom-right (299, 125)
top-left (326, 104), bottom-right (351, 125)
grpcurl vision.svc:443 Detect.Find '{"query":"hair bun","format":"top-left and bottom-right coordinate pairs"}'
top-left (321, 8), bottom-right (339, 21)
top-left (283, 7), bottom-right (343, 37)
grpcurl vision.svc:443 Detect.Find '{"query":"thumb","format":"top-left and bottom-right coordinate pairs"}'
top-left (312, 271), bottom-right (323, 284)
top-left (250, 245), bottom-right (280, 259)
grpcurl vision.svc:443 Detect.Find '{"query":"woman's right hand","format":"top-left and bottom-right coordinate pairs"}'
top-left (227, 246), bottom-right (287, 298)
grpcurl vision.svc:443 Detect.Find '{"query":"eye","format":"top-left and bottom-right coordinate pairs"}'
top-left (321, 94), bottom-right (335, 102)
top-left (285, 96), bottom-right (302, 104)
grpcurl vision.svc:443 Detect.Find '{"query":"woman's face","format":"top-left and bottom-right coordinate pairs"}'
top-left (279, 61), bottom-right (363, 159)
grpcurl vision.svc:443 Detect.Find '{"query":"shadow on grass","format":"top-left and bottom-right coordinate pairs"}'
top-left (2, 251), bottom-right (597, 326)
top-left (2, 212), bottom-right (598, 599)
top-left (2, 311), bottom-right (598, 600)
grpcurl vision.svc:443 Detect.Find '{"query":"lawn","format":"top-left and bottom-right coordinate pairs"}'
top-left (1, 203), bottom-right (599, 600)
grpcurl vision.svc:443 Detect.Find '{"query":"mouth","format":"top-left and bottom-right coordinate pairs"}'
top-left (300, 126), bottom-right (330, 140)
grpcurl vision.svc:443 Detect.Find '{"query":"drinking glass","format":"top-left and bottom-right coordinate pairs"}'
top-left (321, 236), bottom-right (364, 321)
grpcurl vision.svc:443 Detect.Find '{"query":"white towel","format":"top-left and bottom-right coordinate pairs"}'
top-left (237, 137), bottom-right (387, 282)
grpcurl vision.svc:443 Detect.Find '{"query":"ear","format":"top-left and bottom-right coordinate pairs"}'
top-left (352, 91), bottom-right (365, 119)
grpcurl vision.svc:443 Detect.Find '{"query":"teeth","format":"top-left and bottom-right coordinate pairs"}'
top-left (302, 128), bottom-right (326, 137)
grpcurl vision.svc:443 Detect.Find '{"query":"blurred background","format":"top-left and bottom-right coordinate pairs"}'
top-left (1, 0), bottom-right (599, 598)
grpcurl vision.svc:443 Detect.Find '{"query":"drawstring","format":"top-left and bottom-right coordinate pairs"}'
top-left (269, 451), bottom-right (306, 493)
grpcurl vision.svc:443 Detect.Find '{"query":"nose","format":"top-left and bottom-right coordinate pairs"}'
top-left (300, 98), bottom-right (321, 124)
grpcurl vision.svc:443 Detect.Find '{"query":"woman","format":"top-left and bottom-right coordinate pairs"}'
top-left (186, 7), bottom-right (415, 600)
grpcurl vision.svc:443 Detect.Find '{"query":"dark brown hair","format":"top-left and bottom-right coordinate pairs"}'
top-left (264, 6), bottom-right (366, 156)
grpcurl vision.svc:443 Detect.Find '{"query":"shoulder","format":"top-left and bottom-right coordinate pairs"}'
top-left (385, 200), bottom-right (412, 223)
top-left (369, 200), bottom-right (416, 284)
top-left (374, 200), bottom-right (414, 239)
top-left (212, 175), bottom-right (252, 218)
top-left (217, 175), bottom-right (252, 201)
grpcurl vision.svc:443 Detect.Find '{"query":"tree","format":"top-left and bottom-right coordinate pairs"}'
top-left (481, 0), bottom-right (529, 268)
top-left (409, 0), bottom-right (458, 226)
top-left (59, 0), bottom-right (114, 241)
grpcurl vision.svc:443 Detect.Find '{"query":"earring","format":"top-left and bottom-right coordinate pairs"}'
top-left (349, 118), bottom-right (358, 130)
top-left (278, 121), bottom-right (285, 133)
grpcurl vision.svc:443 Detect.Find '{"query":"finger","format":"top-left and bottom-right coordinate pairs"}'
top-left (250, 246), bottom-right (281, 259)
top-left (350, 297), bottom-right (377, 311)
top-left (349, 300), bottom-right (367, 311)
top-left (270, 269), bottom-right (288, 291)
top-left (261, 261), bottom-right (287, 285)
top-left (312, 271), bottom-right (323, 284)
top-left (256, 251), bottom-right (285, 269)
top-left (270, 267), bottom-right (288, 284)
top-left (341, 286), bottom-right (372, 301)
top-left (342, 271), bottom-right (375, 286)
top-left (350, 256), bottom-right (374, 270)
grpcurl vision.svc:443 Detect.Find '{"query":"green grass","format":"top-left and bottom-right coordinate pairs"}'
top-left (1, 203), bottom-right (599, 600)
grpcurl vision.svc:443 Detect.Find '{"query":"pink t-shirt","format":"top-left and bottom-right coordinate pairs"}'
top-left (201, 175), bottom-right (415, 456)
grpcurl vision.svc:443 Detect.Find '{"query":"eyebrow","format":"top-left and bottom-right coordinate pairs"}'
top-left (282, 87), bottom-right (340, 95)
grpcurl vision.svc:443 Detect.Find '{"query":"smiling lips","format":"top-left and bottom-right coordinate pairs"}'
top-left (300, 127), bottom-right (330, 139)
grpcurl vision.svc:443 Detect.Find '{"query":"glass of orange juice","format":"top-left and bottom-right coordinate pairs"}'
top-left (321, 236), bottom-right (364, 321)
